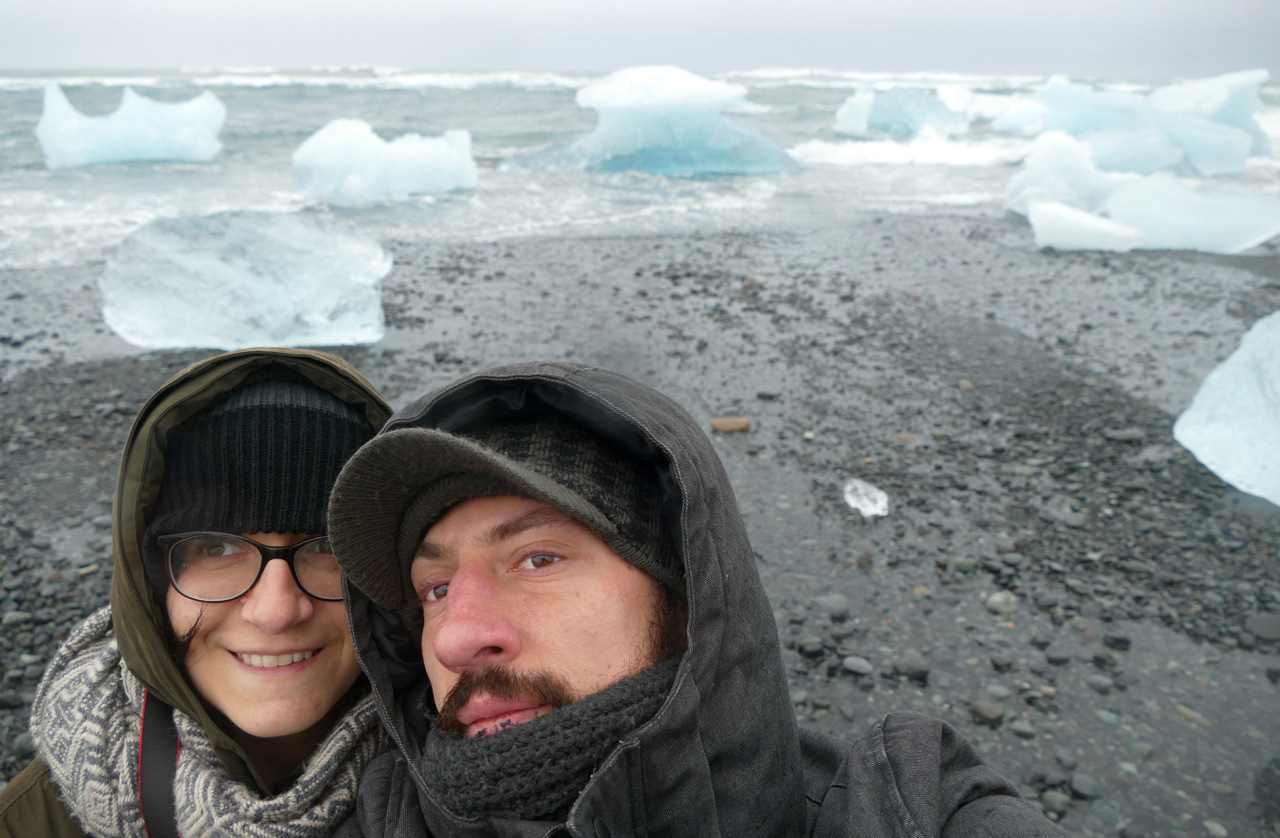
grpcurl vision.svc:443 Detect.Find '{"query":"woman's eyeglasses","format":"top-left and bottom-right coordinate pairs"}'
top-left (158, 533), bottom-right (343, 603)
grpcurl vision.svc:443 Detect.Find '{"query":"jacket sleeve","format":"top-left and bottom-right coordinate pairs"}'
top-left (0, 758), bottom-right (89, 838)
top-left (804, 712), bottom-right (1071, 837)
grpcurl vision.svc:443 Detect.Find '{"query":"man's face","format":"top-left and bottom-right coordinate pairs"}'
top-left (411, 495), bottom-right (664, 738)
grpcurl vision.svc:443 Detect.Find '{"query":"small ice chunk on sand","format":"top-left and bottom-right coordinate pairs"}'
top-left (292, 119), bottom-right (477, 207)
top-left (835, 88), bottom-right (969, 138)
top-left (1174, 308), bottom-right (1280, 506)
top-left (1106, 173), bottom-right (1280, 254)
top-left (1027, 201), bottom-right (1144, 252)
top-left (36, 83), bottom-right (225, 170)
top-left (504, 65), bottom-right (798, 176)
top-left (100, 211), bottom-right (389, 349)
top-left (843, 478), bottom-right (889, 518)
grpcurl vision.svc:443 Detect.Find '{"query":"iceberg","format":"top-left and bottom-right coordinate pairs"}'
top-left (1005, 132), bottom-right (1133, 216)
top-left (36, 83), bottom-right (225, 170)
top-left (292, 119), bottom-right (478, 207)
top-left (99, 211), bottom-right (389, 349)
top-left (1027, 201), bottom-right (1144, 252)
top-left (1173, 309), bottom-right (1280, 507)
top-left (994, 72), bottom-right (1268, 177)
top-left (1009, 137), bottom-right (1280, 254)
top-left (835, 87), bottom-right (969, 138)
top-left (1106, 174), bottom-right (1280, 254)
top-left (503, 65), bottom-right (799, 176)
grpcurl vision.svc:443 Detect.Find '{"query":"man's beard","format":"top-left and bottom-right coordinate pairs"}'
top-left (435, 666), bottom-right (576, 736)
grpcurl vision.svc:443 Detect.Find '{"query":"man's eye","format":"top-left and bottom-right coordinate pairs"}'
top-left (519, 554), bottom-right (561, 570)
top-left (424, 582), bottom-right (449, 603)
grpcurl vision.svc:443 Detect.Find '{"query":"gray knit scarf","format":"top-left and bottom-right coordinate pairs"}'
top-left (30, 607), bottom-right (386, 838)
top-left (419, 657), bottom-right (678, 823)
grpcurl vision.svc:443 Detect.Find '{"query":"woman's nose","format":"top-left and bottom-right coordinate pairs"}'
top-left (239, 559), bottom-right (314, 632)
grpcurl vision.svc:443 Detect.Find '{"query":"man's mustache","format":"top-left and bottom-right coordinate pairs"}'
top-left (435, 666), bottom-right (576, 735)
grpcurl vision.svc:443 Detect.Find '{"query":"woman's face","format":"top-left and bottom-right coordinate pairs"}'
top-left (165, 532), bottom-right (362, 741)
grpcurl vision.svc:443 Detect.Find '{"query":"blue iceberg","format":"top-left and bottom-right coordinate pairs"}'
top-left (995, 72), bottom-right (1269, 177)
top-left (292, 119), bottom-right (478, 207)
top-left (36, 83), bottom-right (225, 170)
top-left (835, 88), bottom-right (969, 139)
top-left (1174, 308), bottom-right (1280, 507)
top-left (100, 211), bottom-right (389, 349)
top-left (504, 65), bottom-right (799, 176)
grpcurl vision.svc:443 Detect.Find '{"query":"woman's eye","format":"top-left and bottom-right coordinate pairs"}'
top-left (520, 554), bottom-right (561, 570)
top-left (424, 582), bottom-right (449, 603)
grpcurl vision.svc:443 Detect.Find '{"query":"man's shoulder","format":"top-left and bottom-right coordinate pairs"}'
top-left (0, 758), bottom-right (88, 838)
top-left (797, 713), bottom-right (1069, 838)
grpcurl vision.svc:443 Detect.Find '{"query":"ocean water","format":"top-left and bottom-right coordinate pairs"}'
top-left (2, 66), bottom-right (1277, 272)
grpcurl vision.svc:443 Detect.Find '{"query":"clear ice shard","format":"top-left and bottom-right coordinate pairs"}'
top-left (502, 65), bottom-right (799, 176)
top-left (1174, 309), bottom-right (1280, 507)
top-left (36, 83), bottom-right (225, 170)
top-left (100, 211), bottom-right (389, 350)
top-left (292, 119), bottom-right (478, 207)
top-left (843, 478), bottom-right (889, 518)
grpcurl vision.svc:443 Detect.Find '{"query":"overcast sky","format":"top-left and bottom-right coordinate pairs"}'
top-left (5, 0), bottom-right (1277, 81)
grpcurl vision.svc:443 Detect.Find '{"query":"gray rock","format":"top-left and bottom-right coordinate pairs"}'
top-left (12, 731), bottom-right (34, 758)
top-left (970, 701), bottom-right (1004, 727)
top-left (892, 650), bottom-right (930, 683)
top-left (1055, 749), bottom-right (1077, 770)
top-left (1, 611), bottom-right (32, 626)
top-left (1070, 772), bottom-right (1102, 800)
top-left (798, 636), bottom-right (825, 658)
top-left (1041, 495), bottom-right (1087, 528)
top-left (1085, 674), bottom-right (1114, 694)
top-left (1041, 790), bottom-right (1071, 814)
top-left (985, 683), bottom-right (1012, 700)
top-left (0, 692), bottom-right (24, 709)
top-left (1245, 612), bottom-right (1280, 641)
top-left (985, 591), bottom-right (1018, 614)
top-left (841, 655), bottom-right (874, 676)
top-left (990, 651), bottom-right (1013, 672)
top-left (1103, 634), bottom-right (1132, 651)
top-left (1103, 427), bottom-right (1146, 442)
top-left (814, 593), bottom-right (851, 621)
top-left (789, 689), bottom-right (809, 706)
top-left (953, 556), bottom-right (978, 573)
top-left (1095, 709), bottom-right (1120, 725)
top-left (1010, 719), bottom-right (1035, 738)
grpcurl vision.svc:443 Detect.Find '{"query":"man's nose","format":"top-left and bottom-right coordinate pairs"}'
top-left (239, 559), bottom-right (314, 632)
top-left (430, 570), bottom-right (521, 672)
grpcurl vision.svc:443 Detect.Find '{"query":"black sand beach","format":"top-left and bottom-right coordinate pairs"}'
top-left (2, 212), bottom-right (1278, 836)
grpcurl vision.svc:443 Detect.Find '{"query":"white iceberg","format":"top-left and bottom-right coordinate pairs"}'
top-left (1106, 174), bottom-right (1280, 253)
top-left (1009, 136), bottom-right (1280, 254)
top-left (1027, 201), bottom-right (1144, 252)
top-left (1173, 308), bottom-right (1280, 507)
top-left (994, 72), bottom-right (1268, 177)
top-left (504, 65), bottom-right (799, 176)
top-left (1148, 69), bottom-right (1271, 156)
top-left (835, 87), bottom-right (969, 138)
top-left (36, 83), bottom-right (225, 170)
top-left (100, 211), bottom-right (389, 349)
top-left (1005, 132), bottom-right (1133, 216)
top-left (292, 119), bottom-right (478, 208)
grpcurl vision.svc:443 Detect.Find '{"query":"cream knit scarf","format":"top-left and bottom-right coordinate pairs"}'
top-left (30, 607), bottom-right (385, 838)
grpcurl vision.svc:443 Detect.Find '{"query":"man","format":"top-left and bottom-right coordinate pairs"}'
top-left (329, 361), bottom-right (1067, 837)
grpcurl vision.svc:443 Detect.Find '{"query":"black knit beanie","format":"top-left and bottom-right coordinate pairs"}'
top-left (143, 377), bottom-right (374, 596)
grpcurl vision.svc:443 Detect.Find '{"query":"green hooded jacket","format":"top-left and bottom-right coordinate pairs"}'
top-left (0, 348), bottom-right (391, 838)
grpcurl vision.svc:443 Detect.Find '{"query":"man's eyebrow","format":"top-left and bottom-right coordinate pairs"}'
top-left (413, 505), bottom-right (587, 564)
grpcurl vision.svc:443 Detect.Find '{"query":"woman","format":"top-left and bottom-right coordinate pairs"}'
top-left (0, 348), bottom-right (391, 838)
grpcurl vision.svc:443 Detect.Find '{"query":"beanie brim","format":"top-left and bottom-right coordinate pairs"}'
top-left (329, 427), bottom-right (626, 630)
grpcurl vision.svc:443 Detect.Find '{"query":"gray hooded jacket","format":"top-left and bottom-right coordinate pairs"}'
top-left (336, 361), bottom-right (1067, 838)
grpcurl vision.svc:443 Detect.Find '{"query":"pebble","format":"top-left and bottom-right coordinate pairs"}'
top-left (814, 593), bottom-right (850, 621)
top-left (1041, 789), bottom-right (1071, 814)
top-left (1010, 719), bottom-right (1035, 739)
top-left (1103, 634), bottom-right (1132, 651)
top-left (990, 651), bottom-right (1013, 672)
top-left (985, 683), bottom-right (1012, 699)
top-left (11, 731), bottom-right (33, 759)
top-left (892, 650), bottom-right (930, 683)
top-left (1045, 650), bottom-right (1072, 667)
top-left (789, 689), bottom-right (808, 706)
top-left (1095, 710), bottom-right (1120, 725)
top-left (1070, 773), bottom-right (1102, 800)
top-left (985, 591), bottom-right (1018, 615)
top-left (1245, 612), bottom-right (1280, 641)
top-left (1131, 742), bottom-right (1154, 759)
top-left (1205, 781), bottom-right (1234, 795)
top-left (1085, 674), bottom-right (1114, 694)
top-left (1175, 705), bottom-right (1212, 727)
top-left (952, 556), bottom-right (977, 573)
top-left (841, 656), bottom-right (874, 676)
top-left (1, 611), bottom-right (32, 626)
top-left (1055, 749), bottom-right (1077, 770)
top-left (970, 700), bottom-right (1004, 727)
top-left (711, 417), bottom-right (750, 433)
top-left (798, 636), bottom-right (825, 658)
top-left (1202, 821), bottom-right (1228, 838)
top-left (0, 692), bottom-right (23, 709)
